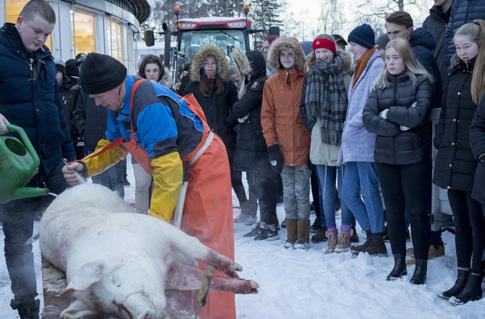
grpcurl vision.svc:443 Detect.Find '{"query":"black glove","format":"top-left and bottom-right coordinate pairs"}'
top-left (267, 144), bottom-right (283, 174)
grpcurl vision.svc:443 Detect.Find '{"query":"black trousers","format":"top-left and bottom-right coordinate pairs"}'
top-left (448, 190), bottom-right (485, 274)
top-left (253, 160), bottom-right (279, 226)
top-left (376, 161), bottom-right (431, 259)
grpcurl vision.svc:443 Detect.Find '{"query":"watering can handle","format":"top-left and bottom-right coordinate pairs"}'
top-left (5, 124), bottom-right (40, 169)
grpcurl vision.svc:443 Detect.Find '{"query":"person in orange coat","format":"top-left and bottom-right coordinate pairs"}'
top-left (261, 36), bottom-right (311, 249)
top-left (62, 52), bottom-right (235, 319)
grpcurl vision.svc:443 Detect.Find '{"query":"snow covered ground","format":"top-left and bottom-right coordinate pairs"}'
top-left (1, 165), bottom-right (485, 318)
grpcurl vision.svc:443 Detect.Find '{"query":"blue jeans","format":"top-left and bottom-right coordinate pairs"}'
top-left (316, 165), bottom-right (353, 231)
top-left (341, 162), bottom-right (385, 234)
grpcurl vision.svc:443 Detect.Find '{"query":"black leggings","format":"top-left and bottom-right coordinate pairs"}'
top-left (253, 161), bottom-right (279, 226)
top-left (376, 161), bottom-right (431, 259)
top-left (448, 190), bottom-right (485, 274)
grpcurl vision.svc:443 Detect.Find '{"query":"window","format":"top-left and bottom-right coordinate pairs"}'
top-left (6, 0), bottom-right (52, 49)
top-left (71, 10), bottom-right (96, 56)
top-left (108, 19), bottom-right (123, 62)
top-left (179, 30), bottom-right (246, 62)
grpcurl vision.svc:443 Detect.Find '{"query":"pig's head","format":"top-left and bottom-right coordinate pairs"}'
top-left (62, 256), bottom-right (168, 319)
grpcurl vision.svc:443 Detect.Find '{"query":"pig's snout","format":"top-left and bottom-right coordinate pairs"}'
top-left (115, 292), bottom-right (165, 319)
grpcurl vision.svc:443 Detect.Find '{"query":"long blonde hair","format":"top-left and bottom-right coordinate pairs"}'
top-left (470, 20), bottom-right (485, 104)
top-left (374, 38), bottom-right (432, 89)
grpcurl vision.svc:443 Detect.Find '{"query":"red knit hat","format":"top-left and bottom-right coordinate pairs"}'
top-left (312, 38), bottom-right (336, 54)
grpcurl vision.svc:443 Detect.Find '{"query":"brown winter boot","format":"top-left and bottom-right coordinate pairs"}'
top-left (362, 233), bottom-right (388, 257)
top-left (295, 219), bottom-right (310, 250)
top-left (284, 219), bottom-right (297, 249)
top-left (335, 229), bottom-right (353, 253)
top-left (324, 230), bottom-right (338, 254)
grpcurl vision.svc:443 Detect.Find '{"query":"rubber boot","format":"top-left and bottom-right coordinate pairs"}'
top-left (449, 273), bottom-right (483, 305)
top-left (438, 268), bottom-right (470, 300)
top-left (387, 254), bottom-right (407, 280)
top-left (410, 259), bottom-right (427, 285)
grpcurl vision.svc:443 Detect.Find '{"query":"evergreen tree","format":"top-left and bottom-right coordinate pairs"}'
top-left (250, 0), bottom-right (283, 44)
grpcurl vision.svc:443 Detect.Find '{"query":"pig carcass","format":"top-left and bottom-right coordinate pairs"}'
top-left (39, 183), bottom-right (258, 319)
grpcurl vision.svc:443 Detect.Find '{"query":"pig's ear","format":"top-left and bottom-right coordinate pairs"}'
top-left (61, 261), bottom-right (105, 296)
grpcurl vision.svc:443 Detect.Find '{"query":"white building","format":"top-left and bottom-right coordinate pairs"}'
top-left (0, 0), bottom-right (150, 73)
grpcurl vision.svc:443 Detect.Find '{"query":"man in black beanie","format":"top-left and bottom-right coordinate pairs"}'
top-left (62, 52), bottom-right (237, 318)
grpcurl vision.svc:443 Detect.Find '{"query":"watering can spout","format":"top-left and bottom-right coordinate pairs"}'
top-left (12, 187), bottom-right (50, 201)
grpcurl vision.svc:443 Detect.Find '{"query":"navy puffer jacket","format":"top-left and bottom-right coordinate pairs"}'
top-left (0, 23), bottom-right (75, 176)
top-left (445, 0), bottom-right (485, 66)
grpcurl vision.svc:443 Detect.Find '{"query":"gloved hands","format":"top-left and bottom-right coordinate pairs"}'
top-left (379, 109), bottom-right (389, 120)
top-left (0, 113), bottom-right (10, 135)
top-left (62, 161), bottom-right (87, 186)
top-left (267, 144), bottom-right (283, 174)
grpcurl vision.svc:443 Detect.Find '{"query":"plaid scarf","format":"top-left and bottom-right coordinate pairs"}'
top-left (304, 53), bottom-right (348, 146)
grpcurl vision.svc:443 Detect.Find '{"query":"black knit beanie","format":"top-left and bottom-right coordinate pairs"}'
top-left (348, 24), bottom-right (375, 49)
top-left (80, 53), bottom-right (127, 94)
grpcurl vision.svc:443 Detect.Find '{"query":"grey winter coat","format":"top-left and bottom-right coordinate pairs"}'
top-left (363, 73), bottom-right (433, 165)
top-left (340, 50), bottom-right (384, 163)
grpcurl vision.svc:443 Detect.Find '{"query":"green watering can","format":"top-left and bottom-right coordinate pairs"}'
top-left (0, 124), bottom-right (49, 204)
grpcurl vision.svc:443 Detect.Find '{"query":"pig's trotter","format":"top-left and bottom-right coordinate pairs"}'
top-left (197, 266), bottom-right (214, 307)
top-left (206, 250), bottom-right (243, 277)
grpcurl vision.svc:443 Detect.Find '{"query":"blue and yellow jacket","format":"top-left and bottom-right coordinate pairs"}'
top-left (83, 76), bottom-right (203, 220)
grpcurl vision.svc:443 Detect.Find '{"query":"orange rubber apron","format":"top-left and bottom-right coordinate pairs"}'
top-left (125, 81), bottom-right (236, 319)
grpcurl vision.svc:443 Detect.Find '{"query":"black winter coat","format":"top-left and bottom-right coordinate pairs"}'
top-left (433, 59), bottom-right (477, 192)
top-left (470, 98), bottom-right (485, 204)
top-left (410, 28), bottom-right (441, 106)
top-left (363, 74), bottom-right (433, 165)
top-left (445, 0), bottom-right (485, 66)
top-left (73, 89), bottom-right (108, 152)
top-left (182, 79), bottom-right (238, 153)
top-left (0, 23), bottom-right (75, 177)
top-left (231, 51), bottom-right (268, 171)
top-left (60, 76), bottom-right (81, 142)
top-left (422, 5), bottom-right (452, 83)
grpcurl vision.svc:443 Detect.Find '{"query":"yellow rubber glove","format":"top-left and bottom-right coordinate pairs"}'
top-left (82, 139), bottom-right (128, 177)
top-left (149, 151), bottom-right (183, 221)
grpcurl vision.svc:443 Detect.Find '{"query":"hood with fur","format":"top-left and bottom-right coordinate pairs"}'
top-left (231, 47), bottom-right (251, 76)
top-left (190, 45), bottom-right (229, 81)
top-left (267, 36), bottom-right (306, 71)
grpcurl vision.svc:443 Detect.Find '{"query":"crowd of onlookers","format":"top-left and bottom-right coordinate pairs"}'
top-left (53, 0), bottom-right (485, 307)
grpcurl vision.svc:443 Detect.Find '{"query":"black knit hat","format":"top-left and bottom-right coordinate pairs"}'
top-left (348, 24), bottom-right (375, 49)
top-left (80, 53), bottom-right (127, 94)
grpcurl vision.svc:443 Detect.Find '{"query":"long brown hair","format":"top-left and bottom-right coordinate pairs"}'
top-left (198, 54), bottom-right (225, 96)
top-left (471, 20), bottom-right (485, 104)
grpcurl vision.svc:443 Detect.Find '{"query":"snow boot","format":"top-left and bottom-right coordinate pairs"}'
top-left (438, 268), bottom-right (470, 300)
top-left (324, 230), bottom-right (338, 254)
top-left (244, 223), bottom-right (260, 237)
top-left (12, 299), bottom-right (39, 319)
top-left (311, 217), bottom-right (321, 232)
top-left (386, 254), bottom-right (407, 281)
top-left (361, 233), bottom-right (387, 257)
top-left (284, 219), bottom-right (297, 249)
top-left (449, 273), bottom-right (483, 305)
top-left (410, 259), bottom-right (427, 285)
top-left (311, 227), bottom-right (328, 243)
top-left (351, 231), bottom-right (371, 253)
top-left (335, 229), bottom-right (353, 253)
top-left (295, 219), bottom-right (310, 250)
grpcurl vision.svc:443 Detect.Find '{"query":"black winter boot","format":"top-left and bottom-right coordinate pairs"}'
top-left (410, 259), bottom-right (427, 285)
top-left (351, 231), bottom-right (371, 253)
top-left (311, 227), bottom-right (328, 243)
top-left (362, 233), bottom-right (388, 257)
top-left (438, 268), bottom-right (470, 300)
top-left (12, 299), bottom-right (39, 319)
top-left (387, 254), bottom-right (407, 281)
top-left (449, 273), bottom-right (483, 305)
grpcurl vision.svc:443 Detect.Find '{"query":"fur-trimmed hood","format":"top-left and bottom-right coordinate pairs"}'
top-left (267, 36), bottom-right (306, 71)
top-left (305, 50), bottom-right (353, 74)
top-left (190, 45), bottom-right (229, 81)
top-left (231, 47), bottom-right (251, 76)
